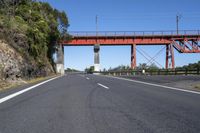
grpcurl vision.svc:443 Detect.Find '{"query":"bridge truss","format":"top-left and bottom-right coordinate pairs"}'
top-left (61, 30), bottom-right (200, 69)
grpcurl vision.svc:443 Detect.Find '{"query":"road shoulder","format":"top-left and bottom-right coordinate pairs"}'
top-left (0, 75), bottom-right (60, 99)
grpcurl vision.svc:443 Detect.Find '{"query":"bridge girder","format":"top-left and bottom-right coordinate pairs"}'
top-left (60, 31), bottom-right (200, 70)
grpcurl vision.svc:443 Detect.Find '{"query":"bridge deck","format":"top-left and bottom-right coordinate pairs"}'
top-left (62, 30), bottom-right (200, 45)
top-left (68, 30), bottom-right (200, 37)
top-left (61, 30), bottom-right (200, 53)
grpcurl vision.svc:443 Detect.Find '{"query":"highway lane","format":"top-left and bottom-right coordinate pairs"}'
top-left (0, 74), bottom-right (200, 133)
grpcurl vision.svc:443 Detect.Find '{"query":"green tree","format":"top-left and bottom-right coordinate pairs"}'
top-left (85, 66), bottom-right (94, 73)
top-left (148, 63), bottom-right (159, 70)
top-left (0, 0), bottom-right (70, 77)
top-left (137, 63), bottom-right (148, 70)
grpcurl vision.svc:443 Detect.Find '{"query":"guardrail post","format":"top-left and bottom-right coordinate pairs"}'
top-left (185, 68), bottom-right (188, 75)
top-left (197, 68), bottom-right (200, 75)
top-left (166, 69), bottom-right (168, 75)
top-left (149, 71), bottom-right (152, 76)
top-left (158, 70), bottom-right (161, 75)
top-left (132, 71), bottom-right (135, 76)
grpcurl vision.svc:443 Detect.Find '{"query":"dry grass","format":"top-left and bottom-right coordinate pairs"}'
top-left (0, 81), bottom-right (22, 92)
top-left (194, 83), bottom-right (200, 90)
top-left (0, 74), bottom-right (58, 92)
top-left (26, 75), bottom-right (57, 84)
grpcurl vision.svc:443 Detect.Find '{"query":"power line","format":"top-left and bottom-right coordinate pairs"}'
top-left (98, 13), bottom-right (200, 21)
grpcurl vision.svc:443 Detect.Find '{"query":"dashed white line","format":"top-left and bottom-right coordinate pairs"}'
top-left (86, 77), bottom-right (90, 80)
top-left (0, 76), bottom-right (60, 104)
top-left (97, 83), bottom-right (109, 89)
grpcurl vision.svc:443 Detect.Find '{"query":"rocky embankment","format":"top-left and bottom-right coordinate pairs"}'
top-left (0, 40), bottom-right (24, 90)
top-left (0, 39), bottom-right (54, 90)
top-left (0, 0), bottom-right (70, 91)
top-left (0, 40), bottom-right (23, 81)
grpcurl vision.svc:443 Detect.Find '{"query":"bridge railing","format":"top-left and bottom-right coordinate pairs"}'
top-left (69, 30), bottom-right (200, 37)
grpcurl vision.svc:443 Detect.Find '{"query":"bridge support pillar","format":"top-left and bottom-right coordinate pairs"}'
top-left (131, 44), bottom-right (136, 69)
top-left (56, 44), bottom-right (65, 75)
top-left (165, 44), bottom-right (175, 69)
top-left (94, 44), bottom-right (100, 72)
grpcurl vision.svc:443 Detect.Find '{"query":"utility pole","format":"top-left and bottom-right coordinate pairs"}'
top-left (96, 15), bottom-right (98, 36)
top-left (176, 15), bottom-right (179, 34)
top-left (176, 14), bottom-right (181, 35)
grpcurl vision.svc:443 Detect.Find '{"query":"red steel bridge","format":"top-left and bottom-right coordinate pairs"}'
top-left (61, 30), bottom-right (200, 70)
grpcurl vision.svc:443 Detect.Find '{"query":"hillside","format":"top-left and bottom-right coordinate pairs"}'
top-left (0, 0), bottom-right (69, 83)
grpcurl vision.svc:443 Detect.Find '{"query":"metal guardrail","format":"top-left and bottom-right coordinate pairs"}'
top-left (69, 30), bottom-right (200, 37)
top-left (99, 69), bottom-right (200, 76)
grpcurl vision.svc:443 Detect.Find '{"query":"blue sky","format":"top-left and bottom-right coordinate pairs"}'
top-left (45, 0), bottom-right (200, 70)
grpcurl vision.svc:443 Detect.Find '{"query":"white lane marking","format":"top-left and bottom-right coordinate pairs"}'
top-left (0, 76), bottom-right (60, 104)
top-left (97, 83), bottom-right (109, 89)
top-left (86, 77), bottom-right (90, 80)
top-left (98, 75), bottom-right (200, 95)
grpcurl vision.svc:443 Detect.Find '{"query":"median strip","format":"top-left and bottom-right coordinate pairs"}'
top-left (97, 83), bottom-right (109, 89)
top-left (0, 76), bottom-right (60, 104)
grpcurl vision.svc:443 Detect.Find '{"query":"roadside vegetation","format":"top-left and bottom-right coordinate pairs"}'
top-left (105, 61), bottom-right (200, 72)
top-left (65, 68), bottom-right (80, 72)
top-left (176, 61), bottom-right (200, 70)
top-left (85, 66), bottom-right (94, 73)
top-left (194, 84), bottom-right (200, 90)
top-left (106, 63), bottom-right (159, 72)
top-left (0, 0), bottom-right (70, 90)
top-left (0, 0), bottom-right (70, 78)
top-left (0, 74), bottom-right (57, 92)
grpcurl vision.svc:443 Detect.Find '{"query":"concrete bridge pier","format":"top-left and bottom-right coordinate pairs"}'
top-left (94, 44), bottom-right (100, 72)
top-left (165, 44), bottom-right (175, 69)
top-left (56, 44), bottom-right (65, 75)
top-left (131, 44), bottom-right (136, 69)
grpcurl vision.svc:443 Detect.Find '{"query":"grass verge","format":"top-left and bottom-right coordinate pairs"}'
top-left (194, 83), bottom-right (200, 90)
top-left (0, 74), bottom-right (58, 92)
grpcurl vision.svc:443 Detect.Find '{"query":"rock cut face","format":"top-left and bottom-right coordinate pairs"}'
top-left (0, 40), bottom-right (23, 81)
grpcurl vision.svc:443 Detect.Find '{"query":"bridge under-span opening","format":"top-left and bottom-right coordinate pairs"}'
top-left (56, 30), bottom-right (200, 74)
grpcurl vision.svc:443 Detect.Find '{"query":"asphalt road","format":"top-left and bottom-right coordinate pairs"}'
top-left (120, 75), bottom-right (200, 91)
top-left (0, 74), bottom-right (200, 133)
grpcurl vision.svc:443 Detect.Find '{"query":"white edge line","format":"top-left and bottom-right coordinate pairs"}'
top-left (0, 76), bottom-right (60, 104)
top-left (97, 83), bottom-right (109, 89)
top-left (99, 75), bottom-right (200, 95)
